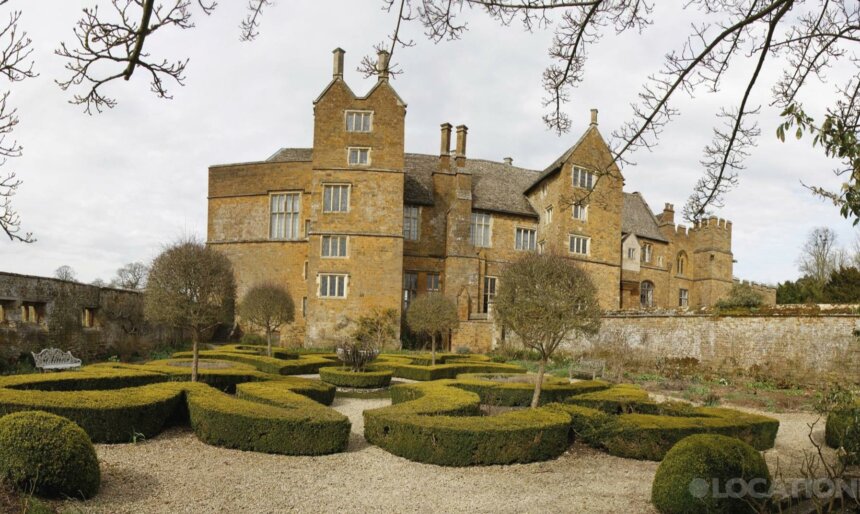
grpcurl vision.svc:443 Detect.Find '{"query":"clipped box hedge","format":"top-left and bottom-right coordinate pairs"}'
top-left (171, 350), bottom-right (337, 375)
top-left (365, 380), bottom-right (571, 466)
top-left (549, 385), bottom-right (779, 460)
top-left (454, 373), bottom-right (610, 406)
top-left (319, 367), bottom-right (393, 389)
top-left (825, 401), bottom-right (860, 456)
top-left (392, 361), bottom-right (527, 381)
top-left (190, 381), bottom-right (350, 455)
top-left (0, 365), bottom-right (350, 455)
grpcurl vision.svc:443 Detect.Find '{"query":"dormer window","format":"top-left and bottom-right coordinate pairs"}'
top-left (346, 111), bottom-right (372, 132)
top-left (348, 147), bottom-right (370, 166)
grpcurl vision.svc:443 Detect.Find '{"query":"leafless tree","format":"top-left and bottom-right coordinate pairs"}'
top-left (144, 238), bottom-right (235, 381)
top-left (353, 308), bottom-right (400, 351)
top-left (360, 1), bottom-right (860, 224)
top-left (54, 265), bottom-right (77, 282)
top-left (494, 252), bottom-right (601, 408)
top-left (238, 282), bottom-right (294, 357)
top-left (405, 293), bottom-right (458, 366)
top-left (112, 261), bottom-right (149, 290)
top-left (0, 5), bottom-right (35, 243)
top-left (798, 226), bottom-right (842, 285)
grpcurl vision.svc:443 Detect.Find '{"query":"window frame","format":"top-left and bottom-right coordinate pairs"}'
top-left (514, 226), bottom-right (537, 251)
top-left (572, 202), bottom-right (588, 221)
top-left (483, 276), bottom-right (497, 314)
top-left (569, 234), bottom-right (591, 256)
top-left (347, 147), bottom-right (371, 166)
top-left (572, 166), bottom-right (595, 190)
top-left (679, 288), bottom-right (689, 307)
top-left (403, 271), bottom-right (418, 309)
top-left (322, 183), bottom-right (351, 213)
top-left (321, 234), bottom-right (348, 258)
top-left (641, 243), bottom-right (653, 264)
top-left (345, 110), bottom-right (373, 133)
top-left (470, 212), bottom-right (492, 248)
top-left (640, 281), bottom-right (655, 308)
top-left (426, 272), bottom-right (441, 292)
top-left (544, 206), bottom-right (553, 224)
top-left (403, 205), bottom-right (421, 241)
top-left (318, 273), bottom-right (348, 299)
top-left (268, 192), bottom-right (302, 241)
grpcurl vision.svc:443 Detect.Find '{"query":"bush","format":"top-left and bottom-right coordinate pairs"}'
top-left (0, 411), bottom-right (100, 499)
top-left (651, 434), bottom-right (770, 514)
top-left (319, 367), bottom-right (393, 388)
top-left (715, 283), bottom-right (764, 310)
top-left (391, 361), bottom-right (526, 381)
top-left (825, 401), bottom-right (860, 462)
top-left (172, 350), bottom-right (334, 375)
top-left (454, 373), bottom-right (610, 406)
top-left (240, 333), bottom-right (267, 345)
top-left (364, 380), bottom-right (571, 466)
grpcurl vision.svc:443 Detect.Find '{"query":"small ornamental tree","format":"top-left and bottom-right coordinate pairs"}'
top-left (715, 282), bottom-right (765, 310)
top-left (406, 293), bottom-right (458, 366)
top-left (353, 308), bottom-right (399, 351)
top-left (494, 253), bottom-right (601, 408)
top-left (238, 282), bottom-right (295, 357)
top-left (144, 239), bottom-right (236, 382)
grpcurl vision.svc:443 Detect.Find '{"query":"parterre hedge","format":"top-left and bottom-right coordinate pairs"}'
top-left (825, 400), bottom-right (860, 462)
top-left (0, 363), bottom-right (350, 454)
top-left (549, 385), bottom-right (780, 460)
top-left (389, 361), bottom-right (527, 381)
top-left (171, 350), bottom-right (338, 375)
top-left (454, 373), bottom-right (609, 406)
top-left (366, 380), bottom-right (779, 465)
top-left (365, 380), bottom-right (571, 466)
top-left (319, 367), bottom-right (393, 388)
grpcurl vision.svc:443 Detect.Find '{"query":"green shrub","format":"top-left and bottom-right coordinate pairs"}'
top-left (392, 361), bottom-right (526, 381)
top-left (0, 411), bottom-right (100, 499)
top-left (365, 380), bottom-right (571, 466)
top-left (453, 373), bottom-right (610, 406)
top-left (548, 385), bottom-right (779, 460)
top-left (240, 333), bottom-right (267, 345)
top-left (651, 434), bottom-right (770, 514)
top-left (825, 401), bottom-right (860, 462)
top-left (319, 367), bottom-right (393, 388)
top-left (171, 350), bottom-right (334, 375)
top-left (715, 283), bottom-right (764, 310)
top-left (191, 381), bottom-right (350, 455)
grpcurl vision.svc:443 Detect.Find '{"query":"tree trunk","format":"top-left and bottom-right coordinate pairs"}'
top-left (530, 358), bottom-right (546, 408)
top-left (431, 333), bottom-right (437, 366)
top-left (266, 329), bottom-right (273, 357)
top-left (191, 328), bottom-right (200, 383)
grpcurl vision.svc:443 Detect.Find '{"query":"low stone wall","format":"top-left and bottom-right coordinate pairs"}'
top-left (572, 311), bottom-right (860, 377)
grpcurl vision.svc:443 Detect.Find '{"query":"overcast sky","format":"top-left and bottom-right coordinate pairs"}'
top-left (1, 1), bottom-right (856, 285)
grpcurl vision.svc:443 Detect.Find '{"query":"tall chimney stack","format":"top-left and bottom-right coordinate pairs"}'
top-left (590, 108), bottom-right (598, 127)
top-left (455, 125), bottom-right (468, 167)
top-left (377, 50), bottom-right (390, 81)
top-left (440, 123), bottom-right (452, 168)
top-left (503, 157), bottom-right (513, 166)
top-left (659, 203), bottom-right (675, 225)
top-left (332, 48), bottom-right (345, 79)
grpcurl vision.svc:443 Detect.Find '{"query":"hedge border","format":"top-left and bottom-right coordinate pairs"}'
top-left (365, 380), bottom-right (571, 466)
top-left (454, 373), bottom-right (610, 406)
top-left (319, 367), bottom-right (393, 389)
top-left (0, 365), bottom-right (350, 454)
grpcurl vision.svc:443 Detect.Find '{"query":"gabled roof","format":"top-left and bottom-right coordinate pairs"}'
top-left (622, 192), bottom-right (668, 242)
top-left (313, 77), bottom-right (407, 107)
top-left (524, 125), bottom-right (596, 193)
top-left (265, 148), bottom-right (540, 217)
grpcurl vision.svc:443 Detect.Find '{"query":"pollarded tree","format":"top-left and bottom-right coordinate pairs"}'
top-left (494, 253), bottom-right (601, 408)
top-left (144, 239), bottom-right (236, 382)
top-left (405, 293), bottom-right (458, 366)
top-left (238, 282), bottom-right (294, 357)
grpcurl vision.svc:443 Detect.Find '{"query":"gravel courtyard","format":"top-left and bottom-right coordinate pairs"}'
top-left (55, 393), bottom-right (829, 514)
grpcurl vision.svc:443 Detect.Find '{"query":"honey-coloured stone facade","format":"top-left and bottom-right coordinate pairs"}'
top-left (207, 48), bottom-right (773, 348)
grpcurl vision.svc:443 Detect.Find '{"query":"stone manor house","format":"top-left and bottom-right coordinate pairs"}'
top-left (208, 48), bottom-right (774, 349)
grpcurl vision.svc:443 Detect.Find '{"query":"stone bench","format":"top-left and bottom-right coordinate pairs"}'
top-left (569, 358), bottom-right (606, 380)
top-left (31, 348), bottom-right (82, 372)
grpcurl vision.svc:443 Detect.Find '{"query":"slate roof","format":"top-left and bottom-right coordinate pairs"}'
top-left (266, 148), bottom-right (541, 217)
top-left (622, 192), bottom-right (668, 242)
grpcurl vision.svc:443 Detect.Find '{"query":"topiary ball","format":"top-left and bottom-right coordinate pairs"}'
top-left (0, 411), bottom-right (100, 499)
top-left (651, 434), bottom-right (770, 514)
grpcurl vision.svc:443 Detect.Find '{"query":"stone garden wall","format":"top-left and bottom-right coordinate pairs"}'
top-left (573, 309), bottom-right (860, 377)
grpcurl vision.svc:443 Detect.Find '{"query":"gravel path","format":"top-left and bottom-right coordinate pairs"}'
top-left (52, 385), bottom-right (836, 514)
top-left (57, 395), bottom-right (658, 514)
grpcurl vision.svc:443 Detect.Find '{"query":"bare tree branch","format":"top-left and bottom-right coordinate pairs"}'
top-left (240, 0), bottom-right (272, 42)
top-left (55, 0), bottom-right (216, 114)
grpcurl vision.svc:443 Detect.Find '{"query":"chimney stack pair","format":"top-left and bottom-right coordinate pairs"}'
top-left (332, 48), bottom-right (390, 80)
top-left (440, 123), bottom-right (467, 168)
